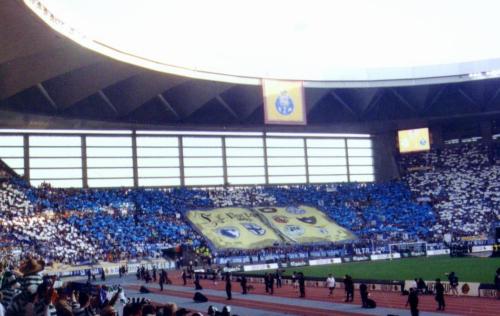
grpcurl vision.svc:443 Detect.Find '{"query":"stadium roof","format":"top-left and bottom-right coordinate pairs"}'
top-left (2, 0), bottom-right (500, 131)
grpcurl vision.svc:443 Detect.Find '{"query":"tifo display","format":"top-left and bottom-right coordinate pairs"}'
top-left (187, 206), bottom-right (354, 249)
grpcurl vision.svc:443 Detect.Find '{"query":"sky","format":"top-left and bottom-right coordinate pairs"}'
top-left (33, 0), bottom-right (500, 82)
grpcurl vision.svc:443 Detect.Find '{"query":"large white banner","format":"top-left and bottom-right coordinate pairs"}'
top-left (243, 263), bottom-right (279, 272)
top-left (426, 249), bottom-right (450, 256)
top-left (370, 253), bottom-right (401, 261)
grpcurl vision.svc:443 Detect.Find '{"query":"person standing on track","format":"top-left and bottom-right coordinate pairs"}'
top-left (181, 269), bottom-right (187, 286)
top-left (240, 275), bottom-right (248, 295)
top-left (291, 272), bottom-right (298, 291)
top-left (268, 272), bottom-right (275, 295)
top-left (276, 269), bottom-right (282, 288)
top-left (159, 270), bottom-right (165, 291)
top-left (406, 287), bottom-right (419, 316)
top-left (447, 272), bottom-right (459, 296)
top-left (495, 268), bottom-right (500, 300)
top-left (344, 275), bottom-right (354, 302)
top-left (194, 273), bottom-right (203, 290)
top-left (298, 272), bottom-right (306, 298)
top-left (435, 278), bottom-right (445, 311)
top-left (225, 272), bottom-right (232, 300)
top-left (326, 274), bottom-right (336, 297)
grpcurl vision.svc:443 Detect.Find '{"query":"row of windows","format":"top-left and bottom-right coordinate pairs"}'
top-left (0, 134), bottom-right (374, 188)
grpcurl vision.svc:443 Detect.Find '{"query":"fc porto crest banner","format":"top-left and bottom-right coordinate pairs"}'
top-left (262, 79), bottom-right (306, 125)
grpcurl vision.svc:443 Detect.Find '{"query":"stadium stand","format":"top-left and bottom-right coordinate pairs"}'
top-left (2, 142), bottom-right (499, 265)
top-left (1, 163), bottom-right (435, 265)
top-left (399, 142), bottom-right (500, 238)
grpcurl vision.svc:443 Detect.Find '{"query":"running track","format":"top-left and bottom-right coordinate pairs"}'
top-left (90, 272), bottom-right (500, 316)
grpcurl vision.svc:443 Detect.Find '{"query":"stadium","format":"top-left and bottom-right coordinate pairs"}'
top-left (1, 0), bottom-right (500, 315)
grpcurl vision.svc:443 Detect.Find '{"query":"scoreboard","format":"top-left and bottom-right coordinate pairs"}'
top-left (398, 128), bottom-right (430, 153)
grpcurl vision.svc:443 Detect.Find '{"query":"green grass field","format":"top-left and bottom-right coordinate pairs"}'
top-left (252, 256), bottom-right (500, 283)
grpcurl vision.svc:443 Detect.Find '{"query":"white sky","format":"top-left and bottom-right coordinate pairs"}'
top-left (38, 0), bottom-right (500, 81)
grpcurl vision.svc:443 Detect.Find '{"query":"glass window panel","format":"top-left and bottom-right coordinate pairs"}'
top-left (347, 138), bottom-right (372, 148)
top-left (14, 168), bottom-right (24, 176)
top-left (136, 136), bottom-right (178, 147)
top-left (309, 175), bottom-right (349, 183)
top-left (348, 148), bottom-right (373, 157)
top-left (138, 168), bottom-right (180, 178)
top-left (30, 158), bottom-right (82, 168)
top-left (268, 166), bottom-right (306, 176)
top-left (2, 158), bottom-right (24, 169)
top-left (86, 147), bottom-right (132, 157)
top-left (137, 157), bottom-right (179, 167)
top-left (225, 137), bottom-right (263, 147)
top-left (226, 157), bottom-right (265, 167)
top-left (228, 176), bottom-right (266, 185)
top-left (87, 158), bottom-right (133, 168)
top-left (184, 167), bottom-right (223, 177)
top-left (138, 178), bottom-right (181, 187)
top-left (88, 178), bottom-right (134, 187)
top-left (185, 177), bottom-right (224, 186)
top-left (308, 166), bottom-right (348, 175)
top-left (308, 157), bottom-right (347, 166)
top-left (227, 167), bottom-right (265, 176)
top-left (86, 136), bottom-right (132, 147)
top-left (267, 157), bottom-right (305, 166)
top-left (349, 166), bottom-right (374, 174)
top-left (183, 137), bottom-right (221, 147)
top-left (30, 168), bottom-right (82, 179)
top-left (266, 138), bottom-right (303, 147)
top-left (31, 179), bottom-right (83, 188)
top-left (225, 147), bottom-right (264, 157)
top-left (183, 157), bottom-right (223, 167)
top-left (183, 147), bottom-right (222, 157)
top-left (348, 157), bottom-right (373, 165)
top-left (137, 147), bottom-right (179, 157)
top-left (0, 147), bottom-right (24, 157)
top-left (266, 148), bottom-right (304, 157)
top-left (268, 175), bottom-right (307, 184)
top-left (30, 136), bottom-right (81, 146)
top-left (30, 147), bottom-right (81, 157)
top-left (87, 168), bottom-right (133, 178)
top-left (307, 148), bottom-right (346, 157)
top-left (306, 138), bottom-right (345, 148)
top-left (350, 174), bottom-right (375, 182)
top-left (0, 136), bottom-right (23, 146)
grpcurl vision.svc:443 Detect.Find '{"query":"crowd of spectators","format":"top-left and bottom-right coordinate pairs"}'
top-left (0, 257), bottom-right (213, 316)
top-left (1, 141), bottom-right (498, 265)
top-left (0, 175), bottom-right (435, 265)
top-left (398, 142), bottom-right (500, 238)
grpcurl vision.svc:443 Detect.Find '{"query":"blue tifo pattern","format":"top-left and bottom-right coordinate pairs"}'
top-left (1, 175), bottom-right (435, 264)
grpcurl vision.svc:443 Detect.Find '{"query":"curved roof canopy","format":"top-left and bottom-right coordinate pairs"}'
top-left (26, 0), bottom-right (500, 87)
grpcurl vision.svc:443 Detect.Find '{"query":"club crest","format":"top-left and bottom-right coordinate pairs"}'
top-left (242, 223), bottom-right (266, 236)
top-left (284, 225), bottom-right (304, 236)
top-left (257, 207), bottom-right (277, 213)
top-left (272, 215), bottom-right (289, 223)
top-left (297, 216), bottom-right (317, 224)
top-left (217, 227), bottom-right (240, 239)
top-left (285, 206), bottom-right (306, 215)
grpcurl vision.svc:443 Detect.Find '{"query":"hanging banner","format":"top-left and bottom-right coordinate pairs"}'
top-left (262, 79), bottom-right (306, 125)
